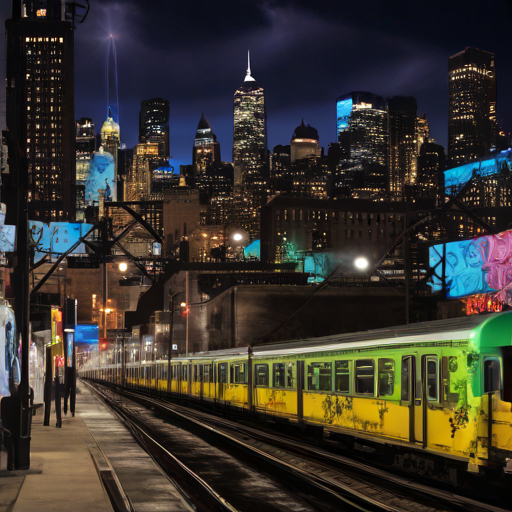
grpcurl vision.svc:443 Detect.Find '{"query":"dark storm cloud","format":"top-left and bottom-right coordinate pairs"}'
top-left (2, 0), bottom-right (511, 165)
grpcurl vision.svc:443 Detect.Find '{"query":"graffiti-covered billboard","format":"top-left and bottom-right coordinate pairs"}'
top-left (0, 304), bottom-right (18, 398)
top-left (29, 221), bottom-right (94, 264)
top-left (429, 229), bottom-right (512, 303)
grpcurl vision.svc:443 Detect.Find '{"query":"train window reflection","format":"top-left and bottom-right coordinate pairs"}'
top-left (218, 363), bottom-right (227, 384)
top-left (355, 359), bottom-right (374, 395)
top-left (231, 363), bottom-right (247, 384)
top-left (426, 357), bottom-right (438, 401)
top-left (287, 362), bottom-right (296, 388)
top-left (378, 358), bottom-right (395, 397)
top-left (273, 363), bottom-right (285, 388)
top-left (307, 362), bottom-right (332, 391)
top-left (401, 357), bottom-right (412, 401)
top-left (255, 364), bottom-right (268, 386)
top-left (484, 358), bottom-right (501, 392)
top-left (203, 364), bottom-right (211, 383)
top-left (335, 360), bottom-right (350, 393)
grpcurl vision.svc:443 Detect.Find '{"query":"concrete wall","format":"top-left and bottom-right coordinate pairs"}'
top-left (169, 283), bottom-right (409, 353)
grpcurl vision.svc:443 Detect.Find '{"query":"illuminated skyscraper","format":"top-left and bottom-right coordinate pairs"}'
top-left (448, 47), bottom-right (497, 167)
top-left (336, 92), bottom-right (387, 166)
top-left (417, 142), bottom-right (446, 202)
top-left (127, 142), bottom-right (160, 201)
top-left (387, 96), bottom-right (418, 199)
top-left (100, 108), bottom-right (120, 199)
top-left (5, 0), bottom-right (76, 221)
top-left (416, 113), bottom-right (429, 155)
top-left (193, 112), bottom-right (220, 185)
top-left (335, 92), bottom-right (387, 198)
top-left (139, 98), bottom-right (170, 159)
top-left (233, 52), bottom-right (267, 238)
top-left (76, 117), bottom-right (95, 219)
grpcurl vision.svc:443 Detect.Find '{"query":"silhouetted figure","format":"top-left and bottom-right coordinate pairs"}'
top-left (1, 379), bottom-right (19, 470)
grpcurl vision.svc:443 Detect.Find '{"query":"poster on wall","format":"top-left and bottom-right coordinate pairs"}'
top-left (0, 305), bottom-right (19, 398)
top-left (85, 149), bottom-right (116, 205)
top-left (29, 221), bottom-right (94, 263)
top-left (428, 228), bottom-right (512, 303)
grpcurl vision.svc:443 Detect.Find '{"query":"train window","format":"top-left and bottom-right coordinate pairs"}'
top-left (355, 360), bottom-right (375, 395)
top-left (194, 365), bottom-right (199, 381)
top-left (307, 362), bottom-right (332, 391)
top-left (255, 364), bottom-right (269, 386)
top-left (401, 357), bottom-right (412, 401)
top-left (204, 364), bottom-right (211, 383)
top-left (378, 359), bottom-right (395, 397)
top-left (484, 358), bottom-right (501, 392)
top-left (335, 361), bottom-right (350, 393)
top-left (218, 363), bottom-right (227, 384)
top-left (426, 357), bottom-right (438, 401)
top-left (273, 363), bottom-right (286, 387)
top-left (287, 362), bottom-right (296, 388)
top-left (182, 365), bottom-right (188, 381)
top-left (231, 363), bottom-right (247, 384)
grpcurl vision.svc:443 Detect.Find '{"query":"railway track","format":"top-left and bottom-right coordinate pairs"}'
top-left (86, 380), bottom-right (510, 512)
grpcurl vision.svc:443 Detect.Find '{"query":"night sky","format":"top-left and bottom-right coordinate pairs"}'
top-left (1, 1), bottom-right (511, 171)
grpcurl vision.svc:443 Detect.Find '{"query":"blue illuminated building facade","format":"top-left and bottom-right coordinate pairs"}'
top-left (444, 150), bottom-right (512, 198)
top-left (334, 92), bottom-right (387, 199)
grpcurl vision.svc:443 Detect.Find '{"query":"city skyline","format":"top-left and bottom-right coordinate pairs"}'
top-left (0, 1), bottom-right (511, 171)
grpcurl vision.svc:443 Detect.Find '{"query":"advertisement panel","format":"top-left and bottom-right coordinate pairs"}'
top-left (428, 228), bottom-right (512, 303)
top-left (0, 225), bottom-right (16, 253)
top-left (0, 304), bottom-right (19, 398)
top-left (75, 324), bottom-right (99, 346)
top-left (29, 221), bottom-right (93, 263)
top-left (85, 149), bottom-right (116, 204)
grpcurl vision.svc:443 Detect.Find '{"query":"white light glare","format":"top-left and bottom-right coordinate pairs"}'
top-left (354, 257), bottom-right (369, 270)
top-left (233, 233), bottom-right (243, 241)
top-left (119, 262), bottom-right (128, 272)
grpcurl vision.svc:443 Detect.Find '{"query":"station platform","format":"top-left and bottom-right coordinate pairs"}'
top-left (0, 383), bottom-right (190, 512)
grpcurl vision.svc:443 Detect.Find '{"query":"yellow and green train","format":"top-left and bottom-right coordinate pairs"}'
top-left (82, 311), bottom-right (512, 480)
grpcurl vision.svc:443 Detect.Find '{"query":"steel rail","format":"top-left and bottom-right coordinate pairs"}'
top-left (97, 384), bottom-right (444, 512)
top-left (86, 382), bottom-right (238, 512)
top-left (121, 387), bottom-right (510, 512)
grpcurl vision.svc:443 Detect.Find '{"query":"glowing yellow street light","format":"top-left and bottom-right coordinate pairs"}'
top-left (119, 262), bottom-right (128, 272)
top-left (354, 257), bottom-right (369, 270)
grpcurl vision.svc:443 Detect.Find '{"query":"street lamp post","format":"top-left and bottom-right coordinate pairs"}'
top-left (167, 293), bottom-right (178, 394)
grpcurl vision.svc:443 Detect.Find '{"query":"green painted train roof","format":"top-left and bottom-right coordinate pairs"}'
top-left (177, 312), bottom-right (512, 360)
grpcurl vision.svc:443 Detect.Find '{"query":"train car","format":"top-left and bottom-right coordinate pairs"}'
top-left (82, 311), bottom-right (512, 479)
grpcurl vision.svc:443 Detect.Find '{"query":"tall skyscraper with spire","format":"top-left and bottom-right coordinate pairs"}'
top-left (5, 0), bottom-right (76, 222)
top-left (232, 52), bottom-right (267, 239)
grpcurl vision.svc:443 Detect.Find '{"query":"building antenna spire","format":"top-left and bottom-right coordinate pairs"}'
top-left (247, 50), bottom-right (251, 76)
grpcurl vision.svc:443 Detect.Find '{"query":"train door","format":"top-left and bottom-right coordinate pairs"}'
top-left (178, 362), bottom-right (182, 397)
top-left (199, 364), bottom-right (204, 400)
top-left (484, 356), bottom-right (502, 460)
top-left (297, 360), bottom-right (305, 423)
top-left (417, 355), bottom-right (440, 448)
top-left (413, 356), bottom-right (423, 444)
top-left (188, 362), bottom-right (192, 398)
top-left (218, 363), bottom-right (227, 400)
top-left (401, 356), bottom-right (416, 442)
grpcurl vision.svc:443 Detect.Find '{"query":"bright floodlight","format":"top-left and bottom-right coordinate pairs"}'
top-left (119, 262), bottom-right (128, 272)
top-left (354, 257), bottom-right (369, 270)
top-left (233, 233), bottom-right (243, 242)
